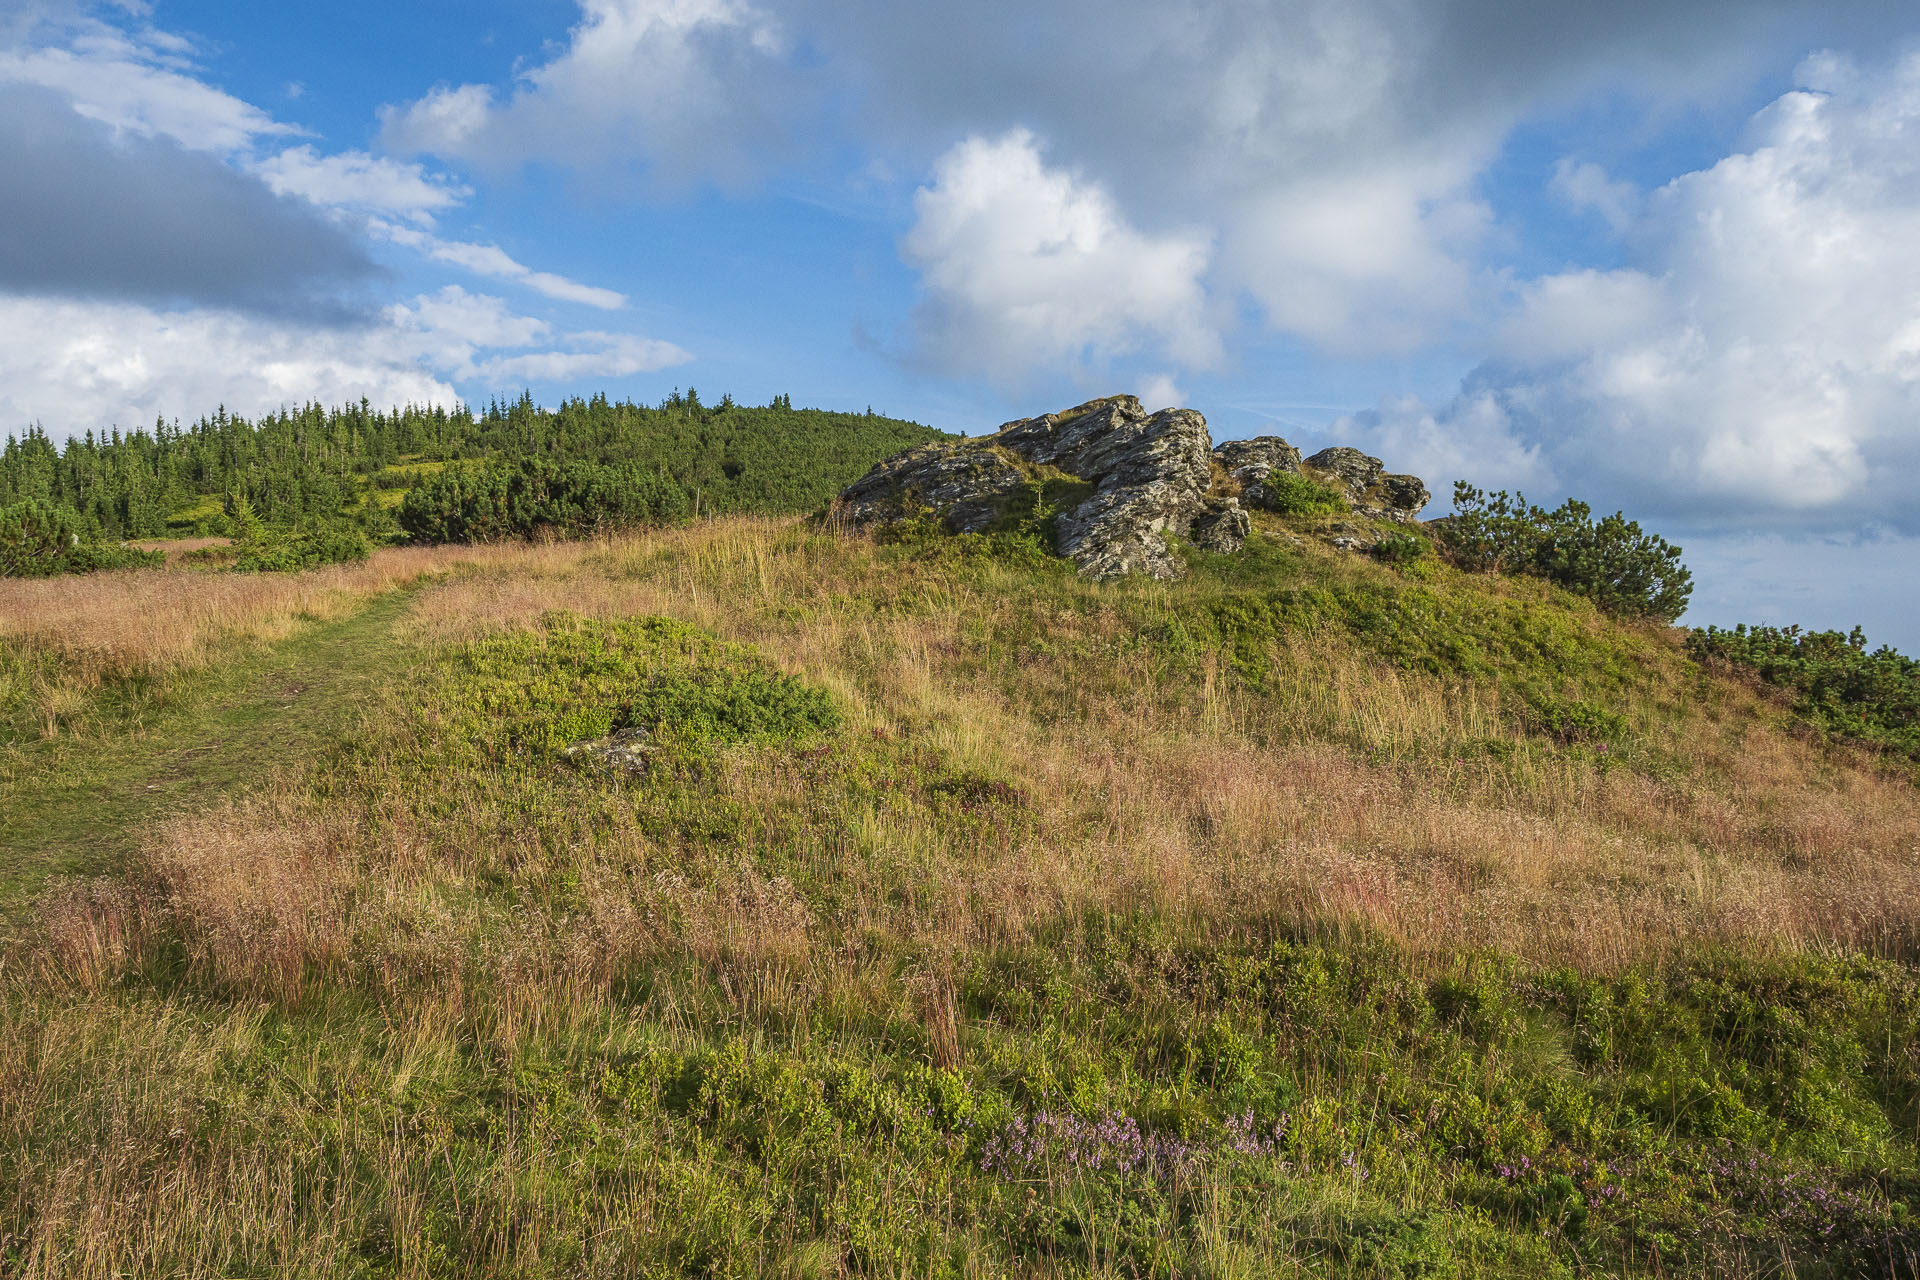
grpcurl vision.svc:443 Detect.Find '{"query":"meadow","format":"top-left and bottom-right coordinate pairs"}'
top-left (2, 515), bottom-right (1918, 1277)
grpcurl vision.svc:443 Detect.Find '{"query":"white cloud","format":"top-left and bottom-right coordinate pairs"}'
top-left (0, 287), bottom-right (690, 434)
top-left (1221, 171), bottom-right (1493, 354)
top-left (1137, 373), bottom-right (1184, 412)
top-left (374, 222), bottom-right (629, 310)
top-left (380, 0), bottom-right (792, 188)
top-left (256, 146), bottom-right (470, 224)
top-left (374, 0), bottom-right (1905, 368)
top-left (1328, 390), bottom-right (1553, 497)
top-left (477, 333), bottom-right (692, 382)
top-left (0, 30), bottom-right (290, 153)
top-left (1339, 52), bottom-right (1920, 533)
top-left (0, 296), bottom-right (458, 430)
top-left (0, 14), bottom-right (628, 315)
top-left (901, 130), bottom-right (1218, 382)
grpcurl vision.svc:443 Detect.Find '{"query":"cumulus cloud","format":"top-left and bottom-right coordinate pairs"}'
top-left (0, 296), bottom-right (459, 431)
top-left (1380, 52), bottom-right (1920, 531)
top-left (380, 0), bottom-right (795, 189)
top-left (377, 0), bottom-right (1911, 366)
top-left (1328, 390), bottom-right (1554, 497)
top-left (0, 287), bottom-right (691, 435)
top-left (477, 334), bottom-right (692, 382)
top-left (900, 130), bottom-right (1218, 382)
top-left (1137, 374), bottom-right (1184, 413)
top-left (0, 11), bottom-right (633, 315)
top-left (1550, 159), bottom-right (1643, 232)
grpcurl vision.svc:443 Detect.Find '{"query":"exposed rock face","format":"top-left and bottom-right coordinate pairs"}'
top-left (1041, 401), bottom-right (1214, 579)
top-left (837, 395), bottom-right (1214, 580)
top-left (1213, 436), bottom-right (1303, 510)
top-left (835, 394), bottom-right (1431, 576)
top-left (1303, 447), bottom-right (1429, 524)
top-left (1190, 500), bottom-right (1252, 554)
top-left (837, 443), bottom-right (1026, 535)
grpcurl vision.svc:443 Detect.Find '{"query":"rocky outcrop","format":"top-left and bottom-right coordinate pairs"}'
top-left (837, 443), bottom-right (1026, 535)
top-left (1213, 437), bottom-right (1302, 510)
top-left (835, 394), bottom-right (1431, 577)
top-left (1189, 500), bottom-right (1251, 554)
top-left (1302, 447), bottom-right (1429, 524)
top-left (837, 395), bottom-right (1215, 580)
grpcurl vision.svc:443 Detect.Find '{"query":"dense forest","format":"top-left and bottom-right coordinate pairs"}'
top-left (0, 390), bottom-right (947, 540)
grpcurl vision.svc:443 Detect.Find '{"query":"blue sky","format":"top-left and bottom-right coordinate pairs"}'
top-left (5, 0), bottom-right (1920, 645)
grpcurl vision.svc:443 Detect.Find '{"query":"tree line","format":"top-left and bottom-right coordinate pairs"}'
top-left (0, 391), bottom-right (943, 542)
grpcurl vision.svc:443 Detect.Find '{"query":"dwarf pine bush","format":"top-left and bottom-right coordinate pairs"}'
top-left (0, 499), bottom-right (163, 577)
top-left (1438, 483), bottom-right (1692, 622)
top-left (398, 456), bottom-right (691, 543)
top-left (1688, 622), bottom-right (1920, 757)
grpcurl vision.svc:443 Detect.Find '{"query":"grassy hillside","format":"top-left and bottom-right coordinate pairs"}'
top-left (2, 513), bottom-right (1918, 1277)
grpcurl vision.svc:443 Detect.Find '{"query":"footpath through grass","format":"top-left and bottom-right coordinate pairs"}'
top-left (0, 589), bottom-right (414, 916)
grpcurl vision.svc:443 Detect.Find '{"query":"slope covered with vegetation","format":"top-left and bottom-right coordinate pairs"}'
top-left (2, 497), bottom-right (1918, 1275)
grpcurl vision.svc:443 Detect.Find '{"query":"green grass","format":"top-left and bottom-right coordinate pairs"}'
top-left (1, 524), bottom-right (1917, 1276)
top-left (0, 590), bottom-right (416, 918)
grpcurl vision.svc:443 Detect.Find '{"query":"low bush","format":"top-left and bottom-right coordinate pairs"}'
top-left (1256, 471), bottom-right (1348, 517)
top-left (398, 456), bottom-right (690, 543)
top-left (1438, 483), bottom-right (1692, 622)
top-left (1372, 531), bottom-right (1430, 566)
top-left (227, 524), bottom-right (372, 573)
top-left (0, 498), bottom-right (164, 577)
top-left (1688, 623), bottom-right (1920, 758)
top-left (447, 612), bottom-right (841, 758)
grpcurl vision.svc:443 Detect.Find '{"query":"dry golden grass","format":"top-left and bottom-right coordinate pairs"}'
top-left (0, 544), bottom-right (536, 742)
top-left (0, 543), bottom-right (514, 681)
top-left (28, 518), bottom-right (1919, 1020)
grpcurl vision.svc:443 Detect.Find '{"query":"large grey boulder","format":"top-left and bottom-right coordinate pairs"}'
top-left (837, 442), bottom-right (1026, 535)
top-left (1213, 436), bottom-right (1303, 509)
top-left (836, 395), bottom-right (1215, 580)
top-left (1302, 447), bottom-right (1430, 524)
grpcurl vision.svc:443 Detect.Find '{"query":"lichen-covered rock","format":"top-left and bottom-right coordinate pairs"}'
top-left (1380, 473), bottom-right (1430, 515)
top-left (1214, 437), bottom-right (1303, 484)
top-left (1212, 437), bottom-right (1304, 510)
top-left (1303, 447), bottom-right (1429, 523)
top-left (836, 442), bottom-right (1026, 534)
top-left (1190, 500), bottom-right (1252, 554)
top-left (563, 726), bottom-right (656, 775)
top-left (1041, 400), bottom-right (1214, 579)
top-left (837, 395), bottom-right (1214, 580)
top-left (1304, 446), bottom-right (1383, 495)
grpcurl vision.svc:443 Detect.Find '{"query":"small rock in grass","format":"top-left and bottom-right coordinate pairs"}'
top-left (563, 726), bottom-right (656, 775)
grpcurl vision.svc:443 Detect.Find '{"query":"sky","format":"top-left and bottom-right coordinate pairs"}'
top-left (4, 0), bottom-right (1920, 645)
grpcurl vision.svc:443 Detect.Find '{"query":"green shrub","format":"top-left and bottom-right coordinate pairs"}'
top-left (227, 524), bottom-right (372, 573)
top-left (450, 613), bottom-right (841, 758)
top-left (1688, 623), bottom-right (1920, 758)
top-left (0, 499), bottom-right (163, 577)
top-left (398, 456), bottom-right (690, 543)
top-left (1438, 483), bottom-right (1692, 622)
top-left (1256, 471), bottom-right (1348, 517)
top-left (1372, 531), bottom-right (1430, 566)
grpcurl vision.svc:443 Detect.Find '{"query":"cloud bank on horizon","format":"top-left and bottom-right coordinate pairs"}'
top-left (3, 0), bottom-right (1919, 638)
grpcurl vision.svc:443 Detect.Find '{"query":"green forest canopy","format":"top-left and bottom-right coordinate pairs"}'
top-left (0, 390), bottom-right (948, 539)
